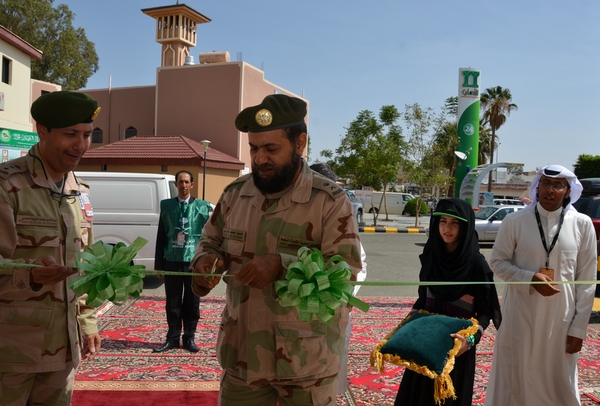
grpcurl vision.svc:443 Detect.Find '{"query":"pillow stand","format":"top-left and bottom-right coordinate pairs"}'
top-left (370, 311), bottom-right (479, 405)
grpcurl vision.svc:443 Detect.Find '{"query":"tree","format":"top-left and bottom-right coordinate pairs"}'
top-left (432, 120), bottom-right (458, 196)
top-left (480, 86), bottom-right (518, 191)
top-left (477, 124), bottom-right (493, 165)
top-left (402, 103), bottom-right (447, 226)
top-left (444, 96), bottom-right (458, 116)
top-left (321, 106), bottom-right (405, 226)
top-left (0, 0), bottom-right (99, 90)
top-left (574, 154), bottom-right (600, 179)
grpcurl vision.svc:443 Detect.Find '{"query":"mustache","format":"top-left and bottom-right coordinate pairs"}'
top-left (255, 164), bottom-right (277, 171)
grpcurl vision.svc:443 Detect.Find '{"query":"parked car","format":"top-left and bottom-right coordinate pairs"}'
top-left (474, 205), bottom-right (524, 242)
top-left (493, 199), bottom-right (524, 206)
top-left (572, 178), bottom-right (600, 295)
top-left (572, 178), bottom-right (600, 239)
top-left (367, 192), bottom-right (414, 215)
top-left (425, 204), bottom-right (523, 240)
top-left (346, 190), bottom-right (364, 224)
top-left (76, 172), bottom-right (176, 271)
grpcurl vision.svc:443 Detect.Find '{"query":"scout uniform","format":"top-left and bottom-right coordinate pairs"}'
top-left (0, 91), bottom-right (100, 404)
top-left (192, 94), bottom-right (362, 405)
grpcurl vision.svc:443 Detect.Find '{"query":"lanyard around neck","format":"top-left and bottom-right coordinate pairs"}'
top-left (534, 206), bottom-right (565, 268)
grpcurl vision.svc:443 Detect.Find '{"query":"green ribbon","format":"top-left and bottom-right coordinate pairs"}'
top-left (275, 247), bottom-right (371, 324)
top-left (1, 239), bottom-right (597, 316)
top-left (68, 237), bottom-right (149, 307)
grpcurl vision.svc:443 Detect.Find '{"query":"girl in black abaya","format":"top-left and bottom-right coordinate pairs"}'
top-left (394, 198), bottom-right (502, 406)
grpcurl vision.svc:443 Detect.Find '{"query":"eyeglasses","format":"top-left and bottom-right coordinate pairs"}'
top-left (538, 181), bottom-right (568, 192)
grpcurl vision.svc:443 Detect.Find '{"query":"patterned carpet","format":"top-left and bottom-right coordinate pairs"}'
top-left (74, 294), bottom-right (600, 405)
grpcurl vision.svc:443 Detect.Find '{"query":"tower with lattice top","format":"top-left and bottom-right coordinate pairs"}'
top-left (142, 3), bottom-right (211, 67)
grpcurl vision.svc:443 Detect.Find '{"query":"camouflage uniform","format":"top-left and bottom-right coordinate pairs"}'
top-left (192, 162), bottom-right (362, 405)
top-left (0, 145), bottom-right (98, 403)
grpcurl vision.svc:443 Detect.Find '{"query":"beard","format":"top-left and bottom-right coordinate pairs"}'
top-left (252, 149), bottom-right (302, 194)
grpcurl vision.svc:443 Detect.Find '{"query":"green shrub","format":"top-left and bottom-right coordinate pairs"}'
top-left (404, 198), bottom-right (428, 216)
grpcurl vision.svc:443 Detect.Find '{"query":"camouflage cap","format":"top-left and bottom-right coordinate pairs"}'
top-left (235, 94), bottom-right (306, 133)
top-left (31, 91), bottom-right (100, 128)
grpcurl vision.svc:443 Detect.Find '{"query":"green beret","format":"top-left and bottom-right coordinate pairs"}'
top-left (235, 94), bottom-right (306, 133)
top-left (31, 91), bottom-right (100, 128)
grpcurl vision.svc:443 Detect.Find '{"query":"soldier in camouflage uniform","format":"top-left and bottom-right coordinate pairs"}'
top-left (192, 94), bottom-right (362, 406)
top-left (0, 91), bottom-right (101, 405)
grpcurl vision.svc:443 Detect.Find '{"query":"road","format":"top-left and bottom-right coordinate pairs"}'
top-left (145, 233), bottom-right (498, 298)
top-left (357, 233), bottom-right (498, 298)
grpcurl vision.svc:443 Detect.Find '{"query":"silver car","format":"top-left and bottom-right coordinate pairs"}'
top-left (475, 205), bottom-right (524, 242)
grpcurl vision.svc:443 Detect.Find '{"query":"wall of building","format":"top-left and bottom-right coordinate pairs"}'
top-left (84, 86), bottom-right (156, 147)
top-left (30, 80), bottom-right (61, 130)
top-left (0, 42), bottom-right (35, 132)
top-left (239, 63), bottom-right (310, 165)
top-left (81, 60), bottom-right (309, 182)
top-left (75, 164), bottom-right (237, 204)
top-left (155, 62), bottom-right (242, 160)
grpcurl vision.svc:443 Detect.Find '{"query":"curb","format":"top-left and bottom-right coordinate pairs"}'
top-left (359, 227), bottom-right (427, 233)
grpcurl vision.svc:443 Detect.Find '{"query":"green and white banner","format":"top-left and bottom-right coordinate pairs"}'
top-left (0, 127), bottom-right (38, 162)
top-left (455, 69), bottom-right (481, 198)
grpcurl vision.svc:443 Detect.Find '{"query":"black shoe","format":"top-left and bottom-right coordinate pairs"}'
top-left (152, 340), bottom-right (179, 353)
top-left (183, 338), bottom-right (199, 353)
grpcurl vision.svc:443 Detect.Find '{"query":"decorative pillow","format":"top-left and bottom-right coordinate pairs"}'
top-left (370, 311), bottom-right (479, 405)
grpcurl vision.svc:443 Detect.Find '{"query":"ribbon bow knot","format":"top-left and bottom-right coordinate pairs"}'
top-left (275, 247), bottom-right (370, 323)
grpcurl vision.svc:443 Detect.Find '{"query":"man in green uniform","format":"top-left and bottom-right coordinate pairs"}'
top-left (153, 170), bottom-right (212, 353)
top-left (191, 94), bottom-right (362, 405)
top-left (0, 91), bottom-right (101, 405)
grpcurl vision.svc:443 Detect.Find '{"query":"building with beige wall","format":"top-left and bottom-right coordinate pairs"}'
top-left (80, 3), bottom-right (309, 178)
top-left (0, 26), bottom-right (42, 133)
top-left (0, 26), bottom-right (63, 163)
top-left (78, 135), bottom-right (244, 205)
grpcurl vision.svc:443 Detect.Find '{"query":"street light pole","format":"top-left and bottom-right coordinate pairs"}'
top-left (201, 140), bottom-right (211, 200)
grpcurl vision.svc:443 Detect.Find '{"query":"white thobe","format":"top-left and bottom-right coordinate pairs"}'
top-left (484, 203), bottom-right (597, 406)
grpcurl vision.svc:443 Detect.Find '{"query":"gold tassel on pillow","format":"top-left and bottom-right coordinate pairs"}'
top-left (370, 311), bottom-right (479, 405)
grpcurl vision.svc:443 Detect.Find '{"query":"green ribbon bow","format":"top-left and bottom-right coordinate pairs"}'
top-left (275, 247), bottom-right (370, 324)
top-left (68, 237), bottom-right (148, 307)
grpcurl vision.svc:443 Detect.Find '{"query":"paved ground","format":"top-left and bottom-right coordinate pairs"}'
top-left (144, 211), bottom-right (600, 314)
top-left (359, 212), bottom-right (430, 233)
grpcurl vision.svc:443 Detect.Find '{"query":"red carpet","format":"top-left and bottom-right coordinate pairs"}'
top-left (73, 294), bottom-right (600, 405)
top-left (72, 385), bottom-right (218, 406)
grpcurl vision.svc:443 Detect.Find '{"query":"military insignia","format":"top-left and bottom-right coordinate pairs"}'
top-left (91, 107), bottom-right (101, 120)
top-left (255, 109), bottom-right (273, 127)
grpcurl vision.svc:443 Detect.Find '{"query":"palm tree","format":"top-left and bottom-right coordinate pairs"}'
top-left (478, 124), bottom-right (492, 165)
top-left (433, 120), bottom-right (458, 196)
top-left (480, 86), bottom-right (518, 191)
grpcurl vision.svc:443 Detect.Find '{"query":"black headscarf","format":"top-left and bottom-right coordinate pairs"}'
top-left (419, 198), bottom-right (501, 329)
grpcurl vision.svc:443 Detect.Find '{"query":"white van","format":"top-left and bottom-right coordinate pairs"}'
top-left (367, 192), bottom-right (414, 215)
top-left (75, 172), bottom-right (176, 270)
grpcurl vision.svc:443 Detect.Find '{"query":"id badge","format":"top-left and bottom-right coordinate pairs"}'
top-left (540, 267), bottom-right (554, 280)
top-left (176, 232), bottom-right (186, 247)
top-left (78, 193), bottom-right (94, 221)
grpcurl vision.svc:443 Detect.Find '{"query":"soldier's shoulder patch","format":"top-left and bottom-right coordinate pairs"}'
top-left (76, 176), bottom-right (90, 188)
top-left (225, 173), bottom-right (252, 191)
top-left (312, 173), bottom-right (345, 199)
top-left (0, 160), bottom-right (28, 181)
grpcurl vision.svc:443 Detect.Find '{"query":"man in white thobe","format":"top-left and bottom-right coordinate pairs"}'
top-left (484, 165), bottom-right (597, 406)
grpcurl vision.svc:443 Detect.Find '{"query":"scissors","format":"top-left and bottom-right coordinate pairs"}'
top-left (208, 257), bottom-right (219, 283)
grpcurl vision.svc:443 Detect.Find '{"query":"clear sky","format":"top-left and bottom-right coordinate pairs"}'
top-left (63, 0), bottom-right (599, 172)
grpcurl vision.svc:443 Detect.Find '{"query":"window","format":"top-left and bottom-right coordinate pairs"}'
top-left (124, 126), bottom-right (137, 139)
top-left (91, 128), bottom-right (103, 144)
top-left (101, 164), bottom-right (107, 171)
top-left (161, 165), bottom-right (168, 172)
top-left (2, 57), bottom-right (11, 84)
